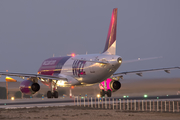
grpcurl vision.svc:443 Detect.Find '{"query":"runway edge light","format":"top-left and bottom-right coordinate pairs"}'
top-left (144, 94), bottom-right (148, 98)
top-left (11, 97), bottom-right (15, 100)
top-left (97, 94), bottom-right (100, 98)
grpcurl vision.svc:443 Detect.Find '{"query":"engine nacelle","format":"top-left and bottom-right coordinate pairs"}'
top-left (20, 80), bottom-right (40, 95)
top-left (99, 78), bottom-right (121, 92)
top-left (110, 80), bottom-right (121, 92)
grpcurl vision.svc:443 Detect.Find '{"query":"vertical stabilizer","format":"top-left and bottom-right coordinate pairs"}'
top-left (102, 8), bottom-right (117, 55)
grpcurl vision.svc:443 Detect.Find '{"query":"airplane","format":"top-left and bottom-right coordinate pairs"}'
top-left (0, 8), bottom-right (179, 98)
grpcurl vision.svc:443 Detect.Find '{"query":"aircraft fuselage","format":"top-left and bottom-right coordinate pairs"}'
top-left (38, 54), bottom-right (122, 86)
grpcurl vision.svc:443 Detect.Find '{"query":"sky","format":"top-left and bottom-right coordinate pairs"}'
top-left (0, 0), bottom-right (180, 80)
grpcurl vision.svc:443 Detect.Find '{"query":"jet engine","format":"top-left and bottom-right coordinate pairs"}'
top-left (110, 80), bottom-right (121, 92)
top-left (20, 80), bottom-right (40, 95)
top-left (99, 78), bottom-right (121, 92)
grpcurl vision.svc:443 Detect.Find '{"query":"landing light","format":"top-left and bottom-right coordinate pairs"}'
top-left (11, 97), bottom-right (15, 100)
top-left (117, 58), bottom-right (122, 64)
top-left (57, 81), bottom-right (65, 86)
top-left (97, 94), bottom-right (100, 98)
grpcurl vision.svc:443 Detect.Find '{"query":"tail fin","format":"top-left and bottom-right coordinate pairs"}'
top-left (102, 8), bottom-right (117, 55)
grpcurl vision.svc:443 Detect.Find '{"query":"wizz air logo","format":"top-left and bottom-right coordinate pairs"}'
top-left (72, 60), bottom-right (86, 77)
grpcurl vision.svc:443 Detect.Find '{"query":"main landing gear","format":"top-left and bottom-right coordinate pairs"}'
top-left (100, 89), bottom-right (112, 97)
top-left (47, 80), bottom-right (59, 98)
top-left (47, 91), bottom-right (58, 98)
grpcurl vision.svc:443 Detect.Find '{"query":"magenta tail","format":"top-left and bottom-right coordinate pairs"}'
top-left (103, 8), bottom-right (118, 55)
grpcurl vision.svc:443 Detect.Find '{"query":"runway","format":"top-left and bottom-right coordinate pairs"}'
top-left (0, 95), bottom-right (180, 109)
top-left (0, 98), bottom-right (75, 109)
top-left (1, 95), bottom-right (180, 120)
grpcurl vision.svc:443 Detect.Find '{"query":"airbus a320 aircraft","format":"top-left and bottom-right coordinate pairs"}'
top-left (0, 8), bottom-right (179, 98)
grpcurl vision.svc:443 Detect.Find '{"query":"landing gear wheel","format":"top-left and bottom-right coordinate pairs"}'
top-left (100, 90), bottom-right (105, 97)
top-left (47, 91), bottom-right (53, 98)
top-left (53, 91), bottom-right (58, 98)
top-left (107, 90), bottom-right (111, 97)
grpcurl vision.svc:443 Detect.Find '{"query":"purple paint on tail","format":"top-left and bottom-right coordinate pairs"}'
top-left (103, 8), bottom-right (117, 53)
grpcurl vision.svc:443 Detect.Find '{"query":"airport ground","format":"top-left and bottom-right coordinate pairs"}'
top-left (0, 78), bottom-right (180, 120)
top-left (1, 106), bottom-right (180, 120)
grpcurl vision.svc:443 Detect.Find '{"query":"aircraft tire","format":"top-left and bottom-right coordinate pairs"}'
top-left (47, 91), bottom-right (53, 98)
top-left (100, 90), bottom-right (105, 97)
top-left (53, 91), bottom-right (58, 98)
top-left (107, 90), bottom-right (111, 97)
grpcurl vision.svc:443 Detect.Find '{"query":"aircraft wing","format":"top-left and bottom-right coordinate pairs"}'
top-left (112, 66), bottom-right (180, 78)
top-left (0, 72), bottom-right (68, 81)
top-left (122, 56), bottom-right (162, 64)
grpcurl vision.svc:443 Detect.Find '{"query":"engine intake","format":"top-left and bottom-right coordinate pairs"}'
top-left (20, 80), bottom-right (40, 95)
top-left (110, 80), bottom-right (121, 92)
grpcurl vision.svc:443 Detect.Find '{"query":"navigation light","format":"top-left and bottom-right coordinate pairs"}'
top-left (71, 53), bottom-right (75, 57)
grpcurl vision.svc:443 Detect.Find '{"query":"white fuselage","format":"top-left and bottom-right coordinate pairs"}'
top-left (60, 54), bottom-right (121, 86)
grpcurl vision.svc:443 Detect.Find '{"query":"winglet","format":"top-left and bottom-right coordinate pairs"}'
top-left (102, 8), bottom-right (118, 55)
top-left (6, 76), bottom-right (17, 82)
